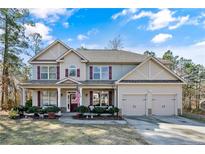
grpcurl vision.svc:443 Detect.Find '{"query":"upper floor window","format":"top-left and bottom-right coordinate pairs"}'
top-left (40, 66), bottom-right (56, 80)
top-left (93, 66), bottom-right (109, 80)
top-left (69, 65), bottom-right (77, 77)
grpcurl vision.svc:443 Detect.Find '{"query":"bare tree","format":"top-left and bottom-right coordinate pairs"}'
top-left (106, 35), bottom-right (123, 50)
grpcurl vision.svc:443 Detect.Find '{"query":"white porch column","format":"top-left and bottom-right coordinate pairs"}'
top-left (22, 88), bottom-right (26, 106)
top-left (57, 88), bottom-right (61, 107)
top-left (114, 88), bottom-right (117, 107)
top-left (79, 87), bottom-right (82, 106)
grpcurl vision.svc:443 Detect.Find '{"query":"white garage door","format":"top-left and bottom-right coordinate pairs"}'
top-left (152, 94), bottom-right (176, 116)
top-left (122, 94), bottom-right (146, 116)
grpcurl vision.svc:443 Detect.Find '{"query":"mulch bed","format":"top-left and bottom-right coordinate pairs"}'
top-left (73, 115), bottom-right (124, 120)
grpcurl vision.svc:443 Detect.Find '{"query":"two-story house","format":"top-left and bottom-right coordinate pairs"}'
top-left (20, 40), bottom-right (186, 116)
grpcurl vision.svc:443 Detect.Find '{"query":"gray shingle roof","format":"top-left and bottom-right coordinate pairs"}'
top-left (21, 80), bottom-right (58, 85)
top-left (77, 49), bottom-right (171, 64)
top-left (120, 80), bottom-right (182, 83)
top-left (81, 80), bottom-right (116, 85)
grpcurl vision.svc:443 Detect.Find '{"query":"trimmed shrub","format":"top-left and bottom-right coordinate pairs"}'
top-left (76, 106), bottom-right (89, 113)
top-left (113, 107), bottom-right (120, 113)
top-left (26, 106), bottom-right (40, 113)
top-left (92, 107), bottom-right (106, 114)
top-left (44, 106), bottom-right (60, 113)
top-left (9, 110), bottom-right (19, 119)
top-left (107, 107), bottom-right (115, 115)
top-left (25, 99), bottom-right (32, 110)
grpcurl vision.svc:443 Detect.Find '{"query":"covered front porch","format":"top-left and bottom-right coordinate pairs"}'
top-left (21, 85), bottom-right (117, 113)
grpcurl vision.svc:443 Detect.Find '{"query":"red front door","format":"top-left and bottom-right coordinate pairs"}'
top-left (70, 94), bottom-right (78, 112)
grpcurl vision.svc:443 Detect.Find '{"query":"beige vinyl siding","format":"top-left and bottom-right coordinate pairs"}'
top-left (86, 64), bottom-right (136, 80)
top-left (36, 43), bottom-right (68, 60)
top-left (60, 52), bottom-right (86, 81)
top-left (124, 59), bottom-right (178, 80)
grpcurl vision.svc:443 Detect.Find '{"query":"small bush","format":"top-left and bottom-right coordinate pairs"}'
top-left (101, 103), bottom-right (108, 106)
top-left (26, 106), bottom-right (40, 113)
top-left (108, 108), bottom-right (115, 115)
top-left (76, 106), bottom-right (89, 113)
top-left (92, 107), bottom-right (106, 114)
top-left (9, 110), bottom-right (19, 119)
top-left (44, 106), bottom-right (60, 113)
top-left (25, 99), bottom-right (32, 110)
top-left (38, 108), bottom-right (46, 114)
top-left (113, 107), bottom-right (120, 113)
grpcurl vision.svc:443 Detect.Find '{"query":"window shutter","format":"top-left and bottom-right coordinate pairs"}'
top-left (90, 91), bottom-right (93, 105)
top-left (37, 66), bottom-right (40, 80)
top-left (109, 91), bottom-right (112, 105)
top-left (77, 68), bottom-right (80, 77)
top-left (89, 66), bottom-right (93, 80)
top-left (37, 91), bottom-right (41, 106)
top-left (109, 66), bottom-right (112, 80)
top-left (57, 66), bottom-right (60, 80)
top-left (65, 69), bottom-right (68, 77)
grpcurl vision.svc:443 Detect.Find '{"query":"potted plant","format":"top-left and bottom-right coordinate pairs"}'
top-left (45, 106), bottom-right (60, 119)
top-left (113, 107), bottom-right (120, 117)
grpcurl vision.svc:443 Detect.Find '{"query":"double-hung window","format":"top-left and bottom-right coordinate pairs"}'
top-left (40, 66), bottom-right (57, 80)
top-left (42, 91), bottom-right (57, 106)
top-left (49, 66), bottom-right (57, 79)
top-left (93, 91), bottom-right (109, 106)
top-left (69, 65), bottom-right (77, 77)
top-left (41, 66), bottom-right (48, 79)
top-left (93, 66), bottom-right (100, 79)
top-left (101, 66), bottom-right (109, 80)
top-left (93, 66), bottom-right (109, 80)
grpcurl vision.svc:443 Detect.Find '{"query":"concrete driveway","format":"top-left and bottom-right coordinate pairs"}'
top-left (125, 116), bottom-right (205, 145)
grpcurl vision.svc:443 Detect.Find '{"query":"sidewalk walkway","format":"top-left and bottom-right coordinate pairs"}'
top-left (59, 113), bottom-right (127, 125)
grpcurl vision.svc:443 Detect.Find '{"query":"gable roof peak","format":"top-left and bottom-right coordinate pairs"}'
top-left (28, 39), bottom-right (71, 63)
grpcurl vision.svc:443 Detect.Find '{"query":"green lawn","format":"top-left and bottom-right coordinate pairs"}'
top-left (0, 116), bottom-right (148, 145)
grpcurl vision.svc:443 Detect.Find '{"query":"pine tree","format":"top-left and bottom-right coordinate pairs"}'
top-left (0, 9), bottom-right (30, 109)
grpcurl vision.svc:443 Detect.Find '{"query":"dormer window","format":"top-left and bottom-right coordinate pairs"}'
top-left (69, 65), bottom-right (77, 77)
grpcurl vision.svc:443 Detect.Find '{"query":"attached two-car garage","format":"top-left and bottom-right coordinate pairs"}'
top-left (117, 57), bottom-right (184, 116)
top-left (118, 85), bottom-right (182, 116)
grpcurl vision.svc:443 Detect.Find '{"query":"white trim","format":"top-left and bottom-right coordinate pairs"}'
top-left (122, 93), bottom-right (147, 95)
top-left (56, 49), bottom-right (72, 62)
top-left (56, 77), bottom-right (82, 85)
top-left (57, 88), bottom-right (61, 108)
top-left (68, 64), bottom-right (77, 77)
top-left (30, 61), bottom-right (57, 64)
top-left (92, 65), bottom-right (109, 80)
top-left (151, 93), bottom-right (177, 95)
top-left (115, 56), bottom-right (186, 84)
top-left (66, 91), bottom-right (77, 112)
top-left (79, 87), bottom-right (83, 106)
top-left (39, 65), bottom-right (57, 80)
top-left (117, 82), bottom-right (186, 85)
top-left (22, 88), bottom-right (26, 106)
top-left (56, 48), bottom-right (88, 62)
